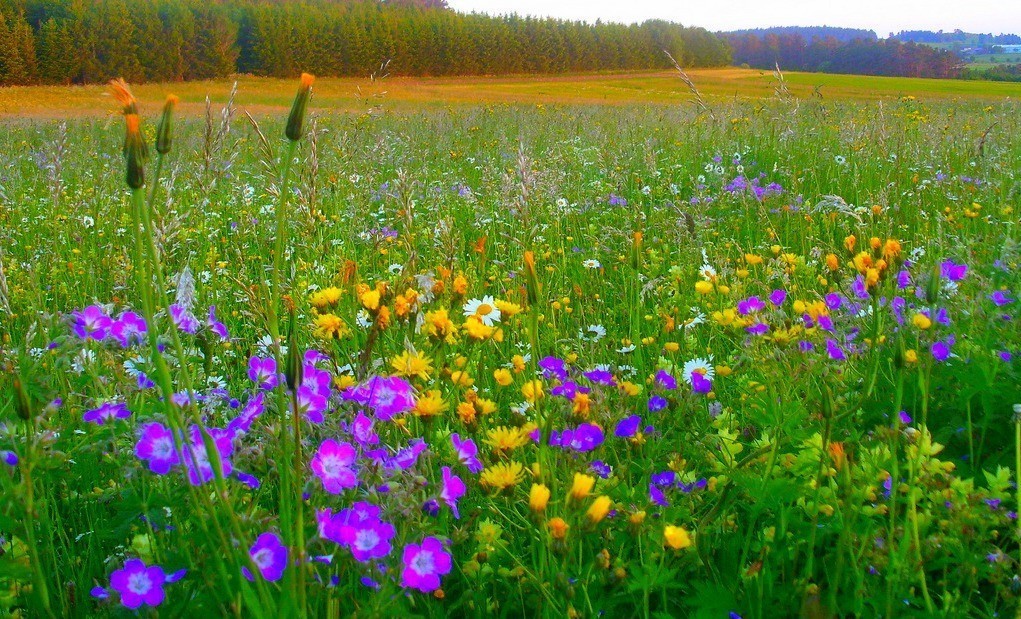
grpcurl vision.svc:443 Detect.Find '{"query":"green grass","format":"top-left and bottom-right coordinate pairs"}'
top-left (0, 79), bottom-right (1020, 618)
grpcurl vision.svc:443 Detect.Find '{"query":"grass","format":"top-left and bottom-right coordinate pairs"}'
top-left (3, 68), bottom-right (1021, 119)
top-left (0, 75), bottom-right (1020, 618)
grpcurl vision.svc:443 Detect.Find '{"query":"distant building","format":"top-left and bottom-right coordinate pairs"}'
top-left (994, 44), bottom-right (1021, 53)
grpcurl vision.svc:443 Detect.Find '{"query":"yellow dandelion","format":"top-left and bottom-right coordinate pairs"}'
top-left (390, 349), bottom-right (433, 380)
top-left (485, 426), bottom-right (531, 452)
top-left (413, 390), bottom-right (448, 418)
top-left (480, 461), bottom-right (524, 491)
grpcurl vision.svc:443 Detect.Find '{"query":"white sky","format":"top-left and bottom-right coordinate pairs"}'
top-left (446, 0), bottom-right (1021, 37)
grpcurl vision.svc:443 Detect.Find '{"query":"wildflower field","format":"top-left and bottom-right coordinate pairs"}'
top-left (1, 76), bottom-right (1020, 617)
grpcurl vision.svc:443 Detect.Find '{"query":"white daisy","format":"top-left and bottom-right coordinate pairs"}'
top-left (579, 324), bottom-right (606, 342)
top-left (356, 310), bottom-right (373, 329)
top-left (617, 344), bottom-right (636, 354)
top-left (681, 357), bottom-right (715, 384)
top-left (463, 295), bottom-right (501, 326)
top-left (583, 259), bottom-right (602, 269)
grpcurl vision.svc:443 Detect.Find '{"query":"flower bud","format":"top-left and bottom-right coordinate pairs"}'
top-left (155, 95), bottom-right (178, 155)
top-left (124, 114), bottom-right (148, 189)
top-left (14, 375), bottom-right (32, 420)
top-left (286, 73), bottom-right (315, 141)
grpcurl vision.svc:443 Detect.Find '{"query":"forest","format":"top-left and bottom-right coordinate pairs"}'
top-left (0, 0), bottom-right (731, 85)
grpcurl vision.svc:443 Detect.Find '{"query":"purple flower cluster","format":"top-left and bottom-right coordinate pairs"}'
top-left (71, 305), bottom-right (147, 347)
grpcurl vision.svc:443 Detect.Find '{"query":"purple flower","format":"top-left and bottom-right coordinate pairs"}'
top-left (647, 394), bottom-right (668, 412)
top-left (440, 466), bottom-right (466, 519)
top-left (538, 356), bottom-right (568, 380)
top-left (851, 275), bottom-right (869, 300)
top-left (931, 340), bottom-right (952, 362)
top-left (550, 380), bottom-right (586, 400)
top-left (311, 439), bottom-right (358, 494)
top-left (111, 311), bottom-right (147, 347)
top-left (181, 426), bottom-right (234, 486)
top-left (691, 372), bottom-right (712, 394)
top-left (608, 193), bottom-right (627, 207)
top-left (244, 532), bottom-right (288, 582)
top-left (247, 356), bottom-right (278, 390)
top-left (552, 423), bottom-right (605, 452)
top-left (451, 434), bottom-right (483, 473)
top-left (990, 290), bottom-right (1014, 306)
top-left (401, 537), bottom-right (452, 593)
top-left (769, 289), bottom-right (787, 306)
top-left (590, 460), bottom-right (612, 478)
top-left (614, 415), bottom-right (642, 438)
top-left (169, 304), bottom-right (199, 334)
top-left (826, 339), bottom-right (846, 362)
top-left (940, 260), bottom-right (968, 282)
top-left (135, 422), bottom-right (179, 475)
top-left (347, 411), bottom-right (380, 446)
top-left (583, 368), bottom-right (616, 386)
top-left (649, 483), bottom-right (669, 507)
top-left (654, 370), bottom-right (677, 390)
top-left (109, 559), bottom-right (166, 609)
top-left (825, 293), bottom-right (843, 310)
top-left (296, 385), bottom-right (329, 423)
top-left (896, 270), bottom-right (912, 289)
top-left (340, 514), bottom-right (396, 562)
top-left (83, 402), bottom-right (131, 425)
top-left (737, 296), bottom-right (765, 315)
top-left (816, 314), bottom-right (834, 331)
top-left (1, 451), bottom-right (17, 467)
top-left (227, 393), bottom-right (265, 437)
top-left (72, 305), bottom-right (113, 341)
top-left (343, 375), bottom-right (415, 421)
top-left (206, 306), bottom-right (229, 341)
top-left (745, 322), bottom-right (769, 336)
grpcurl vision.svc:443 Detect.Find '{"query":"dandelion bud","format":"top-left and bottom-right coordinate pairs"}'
top-left (123, 114), bottom-right (148, 189)
top-left (569, 472), bottom-right (595, 502)
top-left (548, 517), bottom-right (569, 540)
top-left (529, 483), bottom-right (551, 512)
top-left (155, 95), bottom-right (178, 155)
top-left (13, 375), bottom-right (32, 420)
top-left (285, 73), bottom-right (315, 141)
top-left (523, 251), bottom-right (538, 306)
top-left (586, 496), bottom-right (612, 524)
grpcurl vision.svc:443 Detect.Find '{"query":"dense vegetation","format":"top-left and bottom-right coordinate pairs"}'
top-left (0, 0), bottom-right (731, 85)
top-left (0, 75), bottom-right (1020, 617)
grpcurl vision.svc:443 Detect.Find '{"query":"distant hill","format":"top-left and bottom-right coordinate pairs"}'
top-left (892, 30), bottom-right (1021, 46)
top-left (724, 26), bottom-right (877, 43)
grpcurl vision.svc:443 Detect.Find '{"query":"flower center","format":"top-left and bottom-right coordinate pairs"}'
top-left (354, 529), bottom-right (380, 552)
top-left (476, 304), bottom-right (493, 316)
top-left (127, 572), bottom-right (152, 595)
top-left (410, 550), bottom-right (434, 575)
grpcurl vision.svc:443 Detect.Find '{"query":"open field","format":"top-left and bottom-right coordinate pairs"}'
top-left (3, 68), bottom-right (1021, 119)
top-left (1, 75), bottom-right (1020, 617)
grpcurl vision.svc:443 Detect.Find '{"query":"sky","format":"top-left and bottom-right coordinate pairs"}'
top-left (445, 0), bottom-right (1021, 37)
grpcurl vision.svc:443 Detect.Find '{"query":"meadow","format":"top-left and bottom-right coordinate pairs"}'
top-left (0, 72), bottom-right (1020, 617)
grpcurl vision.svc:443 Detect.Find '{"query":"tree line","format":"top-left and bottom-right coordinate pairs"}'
top-left (725, 32), bottom-right (962, 79)
top-left (0, 0), bottom-right (731, 85)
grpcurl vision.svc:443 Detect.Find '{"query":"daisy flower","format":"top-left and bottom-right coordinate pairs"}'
top-left (579, 324), bottom-right (606, 342)
top-left (463, 295), bottom-right (501, 327)
top-left (583, 259), bottom-right (602, 269)
top-left (681, 358), bottom-right (715, 385)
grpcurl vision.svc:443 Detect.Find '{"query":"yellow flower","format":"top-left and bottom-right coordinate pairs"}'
top-left (314, 313), bottom-right (349, 339)
top-left (569, 473), bottom-right (595, 501)
top-left (423, 308), bottom-right (455, 339)
top-left (493, 368), bottom-right (513, 386)
top-left (883, 239), bottom-right (902, 260)
top-left (390, 350), bottom-right (433, 380)
top-left (618, 381), bottom-right (641, 397)
top-left (694, 281), bottom-right (713, 295)
top-left (495, 299), bottom-right (522, 317)
top-left (512, 354), bottom-right (527, 373)
top-left (744, 253), bottom-right (763, 266)
top-left (521, 380), bottom-right (544, 402)
top-left (480, 461), bottom-right (524, 490)
top-left (310, 287), bottom-right (342, 309)
top-left (586, 496), bottom-right (612, 524)
top-left (475, 398), bottom-right (497, 416)
top-left (450, 370), bottom-right (473, 387)
top-left (852, 251), bottom-right (873, 273)
top-left (485, 426), bottom-right (531, 452)
top-left (463, 315), bottom-right (494, 340)
top-left (360, 289), bottom-right (381, 311)
top-left (413, 390), bottom-right (448, 418)
top-left (456, 401), bottom-right (476, 424)
top-left (572, 392), bottom-right (590, 417)
top-left (548, 517), bottom-right (569, 540)
top-left (904, 349), bottom-right (918, 363)
top-left (453, 274), bottom-right (468, 295)
top-left (843, 235), bottom-right (856, 253)
top-left (825, 253), bottom-right (840, 271)
top-left (629, 511), bottom-right (646, 525)
top-left (664, 525), bottom-right (692, 550)
top-left (912, 313), bottom-right (932, 330)
top-left (529, 483), bottom-right (551, 512)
